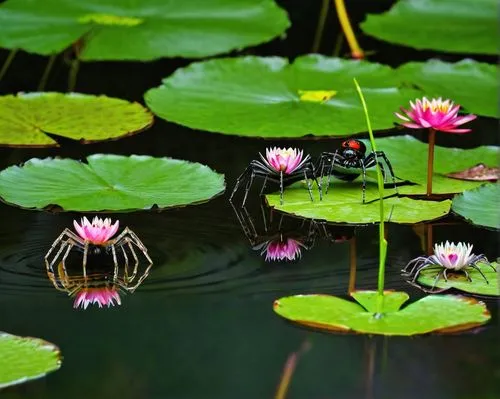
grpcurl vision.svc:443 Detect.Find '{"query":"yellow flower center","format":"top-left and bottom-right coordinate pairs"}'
top-left (422, 99), bottom-right (451, 113)
top-left (78, 13), bottom-right (143, 27)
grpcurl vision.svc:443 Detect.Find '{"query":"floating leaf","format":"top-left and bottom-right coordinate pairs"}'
top-left (361, 0), bottom-right (498, 55)
top-left (451, 183), bottom-right (500, 229)
top-left (415, 262), bottom-right (499, 296)
top-left (0, 332), bottom-right (61, 388)
top-left (145, 55), bottom-right (419, 137)
top-left (266, 182), bottom-right (450, 224)
top-left (0, 155), bottom-right (225, 211)
top-left (0, 0), bottom-right (290, 60)
top-left (397, 59), bottom-right (499, 118)
top-left (0, 92), bottom-right (153, 147)
top-left (273, 291), bottom-right (491, 335)
top-left (446, 164), bottom-right (499, 182)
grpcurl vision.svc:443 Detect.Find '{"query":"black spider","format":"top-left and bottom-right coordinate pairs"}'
top-left (317, 139), bottom-right (398, 203)
top-left (230, 147), bottom-right (321, 206)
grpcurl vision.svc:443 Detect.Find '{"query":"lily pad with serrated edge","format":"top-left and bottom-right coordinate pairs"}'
top-left (273, 290), bottom-right (491, 336)
top-left (451, 183), bottom-right (500, 230)
top-left (0, 154), bottom-right (225, 211)
top-left (397, 59), bottom-right (499, 118)
top-left (0, 0), bottom-right (289, 60)
top-left (415, 262), bottom-right (499, 297)
top-left (361, 0), bottom-right (498, 55)
top-left (144, 55), bottom-right (420, 137)
top-left (0, 92), bottom-right (153, 147)
top-left (0, 332), bottom-right (62, 389)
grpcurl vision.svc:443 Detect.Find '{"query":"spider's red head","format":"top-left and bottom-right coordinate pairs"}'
top-left (341, 139), bottom-right (366, 155)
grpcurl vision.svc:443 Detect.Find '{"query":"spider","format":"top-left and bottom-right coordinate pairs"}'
top-left (317, 139), bottom-right (398, 203)
top-left (402, 241), bottom-right (496, 291)
top-left (230, 147), bottom-right (321, 206)
top-left (45, 217), bottom-right (153, 305)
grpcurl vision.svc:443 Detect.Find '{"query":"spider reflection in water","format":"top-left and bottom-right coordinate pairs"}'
top-left (45, 216), bottom-right (153, 308)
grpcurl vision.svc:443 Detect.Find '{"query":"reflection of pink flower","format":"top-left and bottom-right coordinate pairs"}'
top-left (432, 241), bottom-right (475, 270)
top-left (73, 216), bottom-right (119, 244)
top-left (73, 286), bottom-right (121, 310)
top-left (395, 97), bottom-right (476, 133)
top-left (265, 238), bottom-right (302, 261)
top-left (264, 147), bottom-right (304, 174)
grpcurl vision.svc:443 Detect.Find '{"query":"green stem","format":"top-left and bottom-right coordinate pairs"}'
top-left (354, 78), bottom-right (387, 315)
top-left (0, 48), bottom-right (18, 83)
top-left (426, 128), bottom-right (436, 196)
top-left (67, 58), bottom-right (80, 92)
top-left (38, 54), bottom-right (57, 91)
top-left (312, 0), bottom-right (330, 53)
top-left (332, 32), bottom-right (344, 57)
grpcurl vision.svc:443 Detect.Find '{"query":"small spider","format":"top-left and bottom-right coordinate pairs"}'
top-left (402, 241), bottom-right (496, 290)
top-left (45, 216), bottom-right (153, 308)
top-left (317, 139), bottom-right (398, 203)
top-left (230, 147), bottom-right (321, 206)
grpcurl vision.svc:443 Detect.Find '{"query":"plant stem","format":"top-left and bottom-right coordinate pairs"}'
top-left (332, 32), bottom-right (344, 56)
top-left (348, 236), bottom-right (357, 294)
top-left (0, 48), bottom-right (18, 83)
top-left (354, 78), bottom-right (387, 315)
top-left (67, 58), bottom-right (80, 92)
top-left (426, 128), bottom-right (436, 196)
top-left (312, 0), bottom-right (330, 53)
top-left (38, 54), bottom-right (57, 91)
top-left (333, 0), bottom-right (364, 59)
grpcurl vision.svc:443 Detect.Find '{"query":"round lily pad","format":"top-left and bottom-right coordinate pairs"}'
top-left (0, 92), bottom-right (153, 147)
top-left (361, 0), bottom-right (498, 55)
top-left (0, 332), bottom-right (61, 389)
top-left (397, 59), bottom-right (498, 118)
top-left (144, 55), bottom-right (419, 137)
top-left (415, 262), bottom-right (499, 296)
top-left (0, 154), bottom-right (225, 211)
top-left (0, 0), bottom-right (290, 60)
top-left (451, 183), bottom-right (500, 229)
top-left (273, 291), bottom-right (491, 335)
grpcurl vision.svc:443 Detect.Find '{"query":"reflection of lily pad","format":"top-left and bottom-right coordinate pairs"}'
top-left (397, 59), bottom-right (498, 118)
top-left (361, 0), bottom-right (498, 55)
top-left (0, 332), bottom-right (61, 388)
top-left (451, 184), bottom-right (500, 229)
top-left (0, 0), bottom-right (289, 60)
top-left (266, 183), bottom-right (450, 224)
top-left (0, 155), bottom-right (225, 211)
top-left (416, 262), bottom-right (499, 296)
top-left (0, 92), bottom-right (153, 147)
top-left (145, 55), bottom-right (419, 137)
top-left (273, 291), bottom-right (491, 335)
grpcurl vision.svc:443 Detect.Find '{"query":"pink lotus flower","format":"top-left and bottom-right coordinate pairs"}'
top-left (395, 97), bottom-right (476, 133)
top-left (73, 286), bottom-right (121, 309)
top-left (432, 241), bottom-right (475, 270)
top-left (73, 216), bottom-right (119, 244)
top-left (264, 147), bottom-right (305, 174)
top-left (264, 238), bottom-right (303, 261)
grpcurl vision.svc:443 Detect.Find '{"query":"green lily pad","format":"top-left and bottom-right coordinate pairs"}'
top-left (451, 183), bottom-right (500, 229)
top-left (273, 291), bottom-right (491, 335)
top-left (0, 154), bottom-right (225, 211)
top-left (0, 0), bottom-right (289, 60)
top-left (361, 0), bottom-right (498, 55)
top-left (0, 92), bottom-right (153, 147)
top-left (415, 262), bottom-right (499, 296)
top-left (144, 55), bottom-right (419, 137)
top-left (397, 59), bottom-right (499, 118)
top-left (266, 182), bottom-right (451, 224)
top-left (0, 332), bottom-right (61, 388)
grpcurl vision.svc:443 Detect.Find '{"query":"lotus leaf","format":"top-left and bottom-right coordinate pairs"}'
top-left (451, 183), bottom-right (500, 229)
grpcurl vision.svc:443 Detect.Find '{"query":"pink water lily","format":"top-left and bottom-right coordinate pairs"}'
top-left (264, 147), bottom-right (305, 174)
top-left (73, 216), bottom-right (119, 244)
top-left (433, 241), bottom-right (475, 270)
top-left (73, 286), bottom-right (121, 309)
top-left (395, 97), bottom-right (476, 133)
top-left (264, 238), bottom-right (303, 261)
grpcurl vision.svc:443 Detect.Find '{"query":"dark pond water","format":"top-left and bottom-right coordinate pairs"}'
top-left (0, 1), bottom-right (499, 398)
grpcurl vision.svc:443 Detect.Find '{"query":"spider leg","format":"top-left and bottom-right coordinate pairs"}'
top-left (110, 244), bottom-right (119, 283)
top-left (44, 229), bottom-right (85, 269)
top-left (230, 166), bottom-right (252, 202)
top-left (410, 262), bottom-right (441, 283)
top-left (242, 169), bottom-right (256, 207)
top-left (374, 151), bottom-right (399, 194)
top-left (303, 169), bottom-right (314, 202)
top-left (470, 255), bottom-right (496, 272)
top-left (306, 160), bottom-right (322, 200)
top-left (259, 175), bottom-right (268, 195)
top-left (443, 268), bottom-right (449, 282)
top-left (469, 263), bottom-right (490, 284)
top-left (431, 270), bottom-right (445, 290)
top-left (462, 268), bottom-right (472, 282)
top-left (120, 244), bottom-right (130, 280)
top-left (82, 241), bottom-right (89, 278)
top-left (402, 257), bottom-right (430, 275)
top-left (326, 151), bottom-right (339, 195)
top-left (360, 159), bottom-right (367, 204)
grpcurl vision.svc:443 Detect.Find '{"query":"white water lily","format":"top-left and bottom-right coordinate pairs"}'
top-left (432, 241), bottom-right (475, 270)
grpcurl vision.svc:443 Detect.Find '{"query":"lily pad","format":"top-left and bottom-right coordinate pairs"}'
top-left (0, 154), bottom-right (225, 211)
top-left (0, 92), bottom-right (153, 147)
top-left (0, 0), bottom-right (289, 60)
top-left (361, 0), bottom-right (498, 55)
top-left (415, 262), bottom-right (499, 296)
top-left (0, 332), bottom-right (61, 388)
top-left (144, 55), bottom-right (419, 137)
top-left (397, 59), bottom-right (499, 118)
top-left (266, 183), bottom-right (451, 224)
top-left (273, 291), bottom-right (491, 335)
top-left (451, 183), bottom-right (500, 229)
